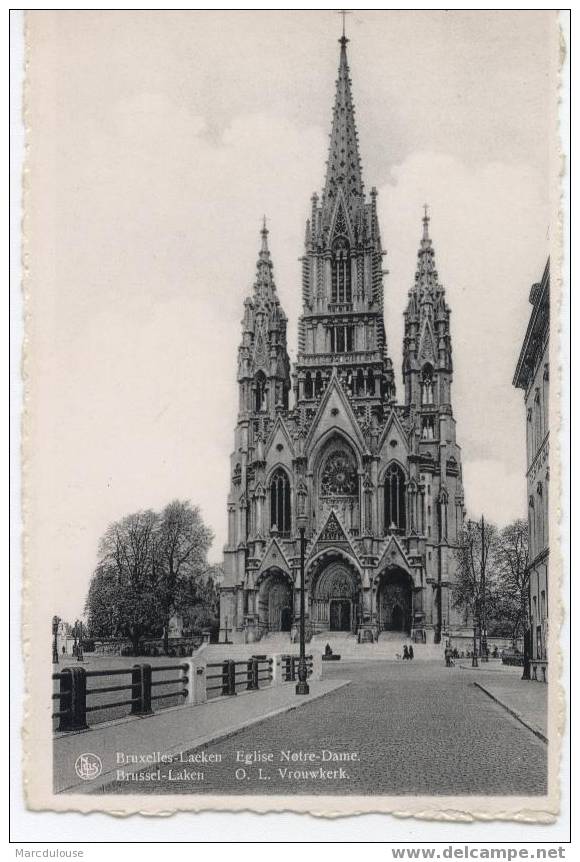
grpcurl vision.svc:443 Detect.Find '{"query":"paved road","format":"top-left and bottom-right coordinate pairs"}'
top-left (103, 661), bottom-right (547, 796)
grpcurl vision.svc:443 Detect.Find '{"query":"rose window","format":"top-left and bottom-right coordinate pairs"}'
top-left (320, 451), bottom-right (358, 497)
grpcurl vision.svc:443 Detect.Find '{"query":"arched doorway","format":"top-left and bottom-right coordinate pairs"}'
top-left (311, 560), bottom-right (360, 633)
top-left (257, 570), bottom-right (293, 633)
top-left (377, 568), bottom-right (413, 633)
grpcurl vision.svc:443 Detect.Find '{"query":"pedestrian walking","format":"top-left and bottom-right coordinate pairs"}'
top-left (403, 644), bottom-right (409, 660)
top-left (409, 645), bottom-right (414, 660)
top-left (445, 645), bottom-right (451, 667)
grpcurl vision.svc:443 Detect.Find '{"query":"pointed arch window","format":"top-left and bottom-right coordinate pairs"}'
top-left (331, 238), bottom-right (352, 304)
top-left (254, 371), bottom-right (267, 412)
top-left (315, 371), bottom-right (324, 397)
top-left (421, 364), bottom-right (434, 405)
top-left (384, 463), bottom-right (406, 533)
top-left (270, 469), bottom-right (291, 536)
top-left (304, 372), bottom-right (313, 399)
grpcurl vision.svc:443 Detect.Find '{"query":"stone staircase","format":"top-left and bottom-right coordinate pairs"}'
top-left (200, 630), bottom-right (445, 663)
top-left (312, 630), bottom-right (445, 662)
top-left (200, 631), bottom-right (297, 663)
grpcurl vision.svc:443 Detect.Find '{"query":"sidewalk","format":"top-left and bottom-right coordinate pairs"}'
top-left (54, 678), bottom-right (349, 795)
top-left (473, 676), bottom-right (548, 743)
top-left (458, 659), bottom-right (521, 674)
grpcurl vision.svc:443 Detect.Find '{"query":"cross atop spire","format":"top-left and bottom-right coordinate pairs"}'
top-left (338, 9), bottom-right (351, 43)
top-left (260, 215), bottom-right (269, 257)
top-left (422, 204), bottom-right (430, 241)
top-left (322, 27), bottom-right (364, 213)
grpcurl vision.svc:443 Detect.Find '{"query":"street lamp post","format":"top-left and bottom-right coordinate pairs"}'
top-left (52, 615), bottom-right (60, 664)
top-left (295, 517), bottom-right (309, 695)
top-left (472, 619), bottom-right (479, 668)
top-left (295, 482), bottom-right (309, 696)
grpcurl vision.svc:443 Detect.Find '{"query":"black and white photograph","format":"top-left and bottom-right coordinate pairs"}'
top-left (17, 9), bottom-right (566, 822)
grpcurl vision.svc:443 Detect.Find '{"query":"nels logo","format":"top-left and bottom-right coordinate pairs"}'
top-left (74, 753), bottom-right (102, 781)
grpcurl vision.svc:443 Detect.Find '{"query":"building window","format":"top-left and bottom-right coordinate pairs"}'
top-left (536, 483), bottom-right (544, 549)
top-left (330, 325), bottom-right (354, 353)
top-left (331, 237), bottom-right (352, 304)
top-left (254, 371), bottom-right (267, 412)
top-left (304, 372), bottom-right (313, 399)
top-left (535, 388), bottom-right (543, 443)
top-left (270, 469), bottom-right (291, 535)
top-left (421, 364), bottom-right (434, 405)
top-left (384, 463), bottom-right (406, 533)
top-left (320, 450), bottom-right (358, 497)
top-left (315, 371), bottom-right (324, 397)
top-left (421, 416), bottom-right (435, 440)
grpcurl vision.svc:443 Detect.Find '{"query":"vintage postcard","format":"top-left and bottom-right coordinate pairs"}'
top-left (21, 10), bottom-right (565, 818)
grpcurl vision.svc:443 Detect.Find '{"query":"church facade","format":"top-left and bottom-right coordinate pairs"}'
top-left (220, 35), bottom-right (467, 645)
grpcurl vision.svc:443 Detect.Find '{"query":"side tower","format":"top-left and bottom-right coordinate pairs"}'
top-left (402, 209), bottom-right (466, 642)
top-left (220, 223), bottom-right (292, 639)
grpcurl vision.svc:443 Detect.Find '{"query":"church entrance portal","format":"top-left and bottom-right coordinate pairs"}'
top-left (257, 571), bottom-right (293, 633)
top-left (311, 560), bottom-right (359, 633)
top-left (329, 599), bottom-right (351, 632)
top-left (377, 568), bottom-right (412, 633)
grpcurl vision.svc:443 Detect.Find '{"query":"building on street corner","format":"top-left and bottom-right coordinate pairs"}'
top-left (513, 259), bottom-right (550, 682)
top-left (220, 34), bottom-right (470, 646)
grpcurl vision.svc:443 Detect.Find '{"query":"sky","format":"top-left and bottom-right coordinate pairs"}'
top-left (25, 11), bottom-right (557, 622)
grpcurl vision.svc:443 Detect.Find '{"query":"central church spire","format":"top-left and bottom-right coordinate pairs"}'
top-left (295, 34), bottom-right (395, 408)
top-left (322, 34), bottom-right (364, 215)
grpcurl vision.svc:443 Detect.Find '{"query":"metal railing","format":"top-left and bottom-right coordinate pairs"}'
top-left (280, 654), bottom-right (314, 682)
top-left (205, 657), bottom-right (273, 699)
top-left (52, 663), bottom-right (188, 733)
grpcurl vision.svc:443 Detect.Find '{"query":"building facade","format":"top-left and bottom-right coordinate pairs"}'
top-left (220, 35), bottom-right (468, 645)
top-left (514, 259), bottom-right (549, 681)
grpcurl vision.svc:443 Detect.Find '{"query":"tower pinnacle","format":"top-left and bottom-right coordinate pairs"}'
top-left (322, 28), bottom-right (363, 212)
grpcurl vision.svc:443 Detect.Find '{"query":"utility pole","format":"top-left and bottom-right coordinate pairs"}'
top-left (480, 515), bottom-right (488, 662)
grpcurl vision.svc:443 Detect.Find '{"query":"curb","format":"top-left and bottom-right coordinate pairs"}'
top-left (62, 680), bottom-right (351, 795)
top-left (473, 682), bottom-right (547, 744)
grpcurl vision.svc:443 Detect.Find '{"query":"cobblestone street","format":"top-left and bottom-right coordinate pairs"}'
top-left (104, 661), bottom-right (547, 796)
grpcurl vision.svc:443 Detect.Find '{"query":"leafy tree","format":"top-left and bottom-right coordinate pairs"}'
top-left (85, 502), bottom-right (216, 654)
top-left (492, 519), bottom-right (529, 640)
top-left (176, 563), bottom-right (222, 638)
top-left (453, 517), bottom-right (498, 654)
top-left (85, 510), bottom-right (161, 655)
top-left (155, 500), bottom-right (214, 651)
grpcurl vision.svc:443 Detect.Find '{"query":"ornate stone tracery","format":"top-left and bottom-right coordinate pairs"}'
top-left (220, 34), bottom-right (467, 647)
top-left (320, 450), bottom-right (358, 497)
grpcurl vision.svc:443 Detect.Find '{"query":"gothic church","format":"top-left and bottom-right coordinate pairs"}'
top-left (220, 34), bottom-right (467, 645)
